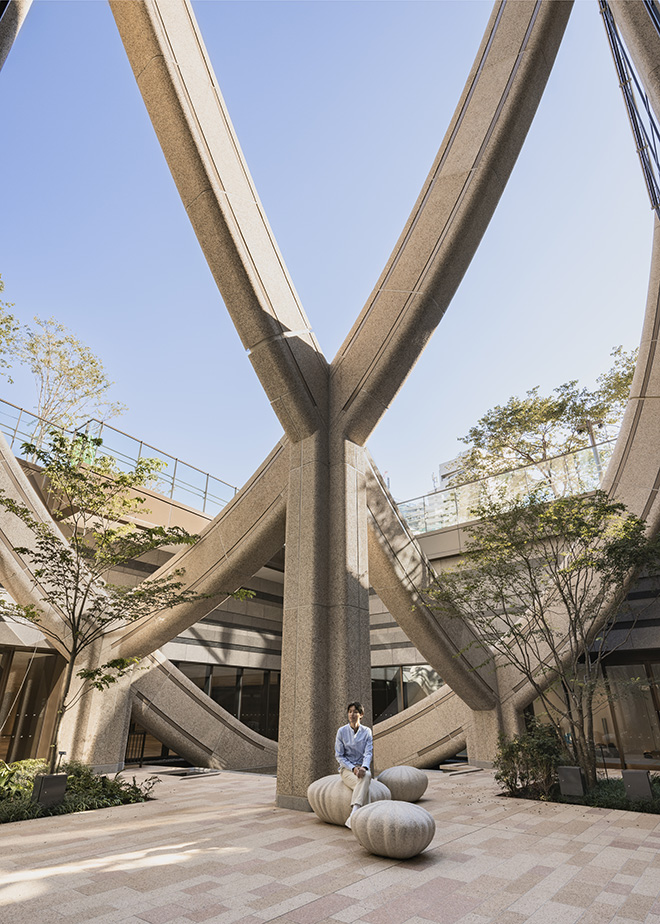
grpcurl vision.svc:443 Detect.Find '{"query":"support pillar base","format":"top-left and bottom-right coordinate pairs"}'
top-left (276, 794), bottom-right (313, 812)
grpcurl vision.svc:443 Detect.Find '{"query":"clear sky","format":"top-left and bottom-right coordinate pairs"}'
top-left (0, 0), bottom-right (653, 501)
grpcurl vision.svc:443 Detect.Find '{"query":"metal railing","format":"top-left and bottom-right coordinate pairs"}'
top-left (397, 439), bottom-right (618, 535)
top-left (0, 398), bottom-right (238, 518)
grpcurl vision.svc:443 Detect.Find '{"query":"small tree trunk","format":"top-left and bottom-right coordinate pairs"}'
top-left (48, 656), bottom-right (77, 773)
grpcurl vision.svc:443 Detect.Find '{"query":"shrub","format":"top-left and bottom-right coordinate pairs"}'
top-left (494, 719), bottom-right (566, 800)
top-left (53, 760), bottom-right (159, 813)
top-left (0, 759), bottom-right (159, 824)
top-left (558, 774), bottom-right (660, 813)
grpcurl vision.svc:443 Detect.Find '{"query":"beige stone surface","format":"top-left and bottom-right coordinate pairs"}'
top-left (115, 439), bottom-right (289, 658)
top-left (366, 453), bottom-right (498, 711)
top-left (331, 1), bottom-right (573, 446)
top-left (307, 773), bottom-right (391, 826)
top-left (109, 0), bottom-right (328, 444)
top-left (374, 684), bottom-right (469, 769)
top-left (277, 435), bottom-right (372, 806)
top-left (4, 768), bottom-right (660, 924)
top-left (131, 651), bottom-right (277, 772)
top-left (351, 799), bottom-right (436, 859)
top-left (0, 0), bottom-right (31, 73)
top-left (377, 766), bottom-right (429, 803)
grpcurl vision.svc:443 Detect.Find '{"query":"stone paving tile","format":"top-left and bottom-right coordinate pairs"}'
top-left (3, 769), bottom-right (660, 924)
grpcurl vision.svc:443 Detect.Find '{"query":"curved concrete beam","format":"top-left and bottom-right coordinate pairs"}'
top-left (115, 439), bottom-right (289, 658)
top-left (374, 685), bottom-right (469, 770)
top-left (0, 431), bottom-right (73, 652)
top-left (610, 0), bottom-right (660, 123)
top-left (365, 454), bottom-right (498, 711)
top-left (132, 651), bottom-right (278, 771)
top-left (0, 0), bottom-right (31, 74)
top-left (602, 216), bottom-right (660, 526)
top-left (331, 0), bottom-right (573, 446)
top-left (109, 0), bottom-right (328, 444)
top-left (492, 215), bottom-right (660, 722)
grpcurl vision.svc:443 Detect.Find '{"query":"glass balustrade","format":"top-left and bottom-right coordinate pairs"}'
top-left (397, 439), bottom-right (617, 535)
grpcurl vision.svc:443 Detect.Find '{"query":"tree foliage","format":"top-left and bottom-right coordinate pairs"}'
top-left (0, 275), bottom-right (20, 382)
top-left (18, 316), bottom-right (126, 446)
top-left (452, 347), bottom-right (637, 489)
top-left (426, 489), bottom-right (660, 788)
top-left (0, 433), bottom-right (250, 772)
top-left (0, 276), bottom-right (125, 441)
top-left (493, 719), bottom-right (567, 800)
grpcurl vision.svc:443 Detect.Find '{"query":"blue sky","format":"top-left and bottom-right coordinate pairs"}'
top-left (0, 0), bottom-right (653, 500)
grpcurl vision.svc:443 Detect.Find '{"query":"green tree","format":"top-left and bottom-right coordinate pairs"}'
top-left (19, 316), bottom-right (126, 447)
top-left (426, 489), bottom-right (660, 789)
top-left (0, 275), bottom-right (20, 381)
top-left (452, 347), bottom-right (637, 491)
top-left (0, 433), bottom-right (250, 772)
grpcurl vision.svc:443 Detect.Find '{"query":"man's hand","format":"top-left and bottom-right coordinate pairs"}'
top-left (353, 766), bottom-right (366, 779)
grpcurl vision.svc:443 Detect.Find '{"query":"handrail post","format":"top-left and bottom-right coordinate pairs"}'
top-left (170, 458), bottom-right (178, 499)
top-left (12, 408), bottom-right (22, 451)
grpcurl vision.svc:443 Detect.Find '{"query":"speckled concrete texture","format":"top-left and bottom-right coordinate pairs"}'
top-left (351, 800), bottom-right (436, 860)
top-left (3, 768), bottom-right (660, 924)
top-left (376, 768), bottom-right (428, 804)
top-left (307, 775), bottom-right (391, 826)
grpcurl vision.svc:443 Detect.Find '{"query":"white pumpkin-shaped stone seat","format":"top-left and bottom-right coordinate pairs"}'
top-left (377, 766), bottom-right (428, 802)
top-left (351, 800), bottom-right (436, 859)
top-left (307, 774), bottom-right (391, 825)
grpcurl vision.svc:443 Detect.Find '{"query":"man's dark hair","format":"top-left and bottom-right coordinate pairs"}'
top-left (347, 701), bottom-right (364, 715)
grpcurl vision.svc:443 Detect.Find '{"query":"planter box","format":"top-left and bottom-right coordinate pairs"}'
top-left (622, 769), bottom-right (653, 802)
top-left (558, 766), bottom-right (585, 797)
top-left (31, 773), bottom-right (67, 808)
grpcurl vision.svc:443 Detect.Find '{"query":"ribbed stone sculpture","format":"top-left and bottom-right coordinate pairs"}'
top-left (351, 800), bottom-right (436, 859)
top-left (377, 766), bottom-right (428, 802)
top-left (307, 774), bottom-right (391, 825)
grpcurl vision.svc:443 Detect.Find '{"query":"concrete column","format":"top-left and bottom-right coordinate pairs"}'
top-left (0, 0), bottom-right (32, 74)
top-left (57, 646), bottom-right (134, 774)
top-left (276, 433), bottom-right (371, 810)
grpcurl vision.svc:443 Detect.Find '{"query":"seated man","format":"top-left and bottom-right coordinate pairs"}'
top-left (335, 701), bottom-right (373, 828)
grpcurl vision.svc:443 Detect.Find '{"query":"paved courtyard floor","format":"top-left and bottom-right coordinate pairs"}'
top-left (2, 767), bottom-right (660, 924)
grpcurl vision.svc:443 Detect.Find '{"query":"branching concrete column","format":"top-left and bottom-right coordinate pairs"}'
top-left (277, 433), bottom-right (371, 810)
top-left (0, 0), bottom-right (32, 73)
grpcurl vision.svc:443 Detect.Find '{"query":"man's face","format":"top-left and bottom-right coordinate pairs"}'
top-left (347, 706), bottom-right (362, 729)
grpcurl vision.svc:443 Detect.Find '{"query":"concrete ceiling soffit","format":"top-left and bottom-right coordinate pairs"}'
top-left (109, 0), bottom-right (328, 444)
top-left (331, 0), bottom-right (574, 447)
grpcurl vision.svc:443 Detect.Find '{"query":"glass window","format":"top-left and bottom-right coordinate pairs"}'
top-left (372, 667), bottom-right (400, 723)
top-left (239, 669), bottom-right (266, 733)
top-left (402, 665), bottom-right (444, 708)
top-left (176, 662), bottom-right (211, 696)
top-left (0, 650), bottom-right (60, 762)
top-left (265, 671), bottom-right (280, 740)
top-left (210, 666), bottom-right (240, 718)
top-left (605, 663), bottom-right (660, 767)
